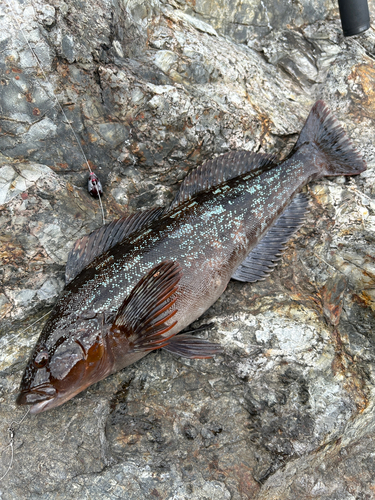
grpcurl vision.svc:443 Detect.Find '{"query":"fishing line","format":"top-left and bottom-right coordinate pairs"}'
top-left (5, 0), bottom-right (106, 225)
top-left (17, 310), bottom-right (51, 337)
top-left (2, 3), bottom-right (104, 480)
top-left (0, 310), bottom-right (45, 482)
top-left (0, 407), bottom-right (30, 482)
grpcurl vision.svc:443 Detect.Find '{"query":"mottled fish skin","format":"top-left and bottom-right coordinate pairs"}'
top-left (17, 101), bottom-right (366, 413)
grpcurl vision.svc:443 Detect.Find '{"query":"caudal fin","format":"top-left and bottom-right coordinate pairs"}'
top-left (294, 100), bottom-right (366, 176)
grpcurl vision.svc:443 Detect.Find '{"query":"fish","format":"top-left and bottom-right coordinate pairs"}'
top-left (16, 100), bottom-right (366, 414)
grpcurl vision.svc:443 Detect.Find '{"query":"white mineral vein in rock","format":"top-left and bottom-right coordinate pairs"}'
top-left (0, 163), bottom-right (52, 204)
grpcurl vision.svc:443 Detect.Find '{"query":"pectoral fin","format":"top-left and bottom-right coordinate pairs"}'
top-left (110, 261), bottom-right (182, 352)
top-left (232, 193), bottom-right (309, 283)
top-left (162, 334), bottom-right (223, 359)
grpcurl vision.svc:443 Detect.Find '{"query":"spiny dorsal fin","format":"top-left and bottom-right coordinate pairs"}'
top-left (65, 207), bottom-right (163, 284)
top-left (110, 261), bottom-right (181, 352)
top-left (232, 193), bottom-right (309, 283)
top-left (167, 151), bottom-right (277, 212)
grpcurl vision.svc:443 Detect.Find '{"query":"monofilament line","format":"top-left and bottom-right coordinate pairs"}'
top-left (17, 310), bottom-right (51, 336)
top-left (5, 0), bottom-right (106, 225)
top-left (0, 408), bottom-right (30, 482)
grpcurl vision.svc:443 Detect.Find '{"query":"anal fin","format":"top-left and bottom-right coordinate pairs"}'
top-left (232, 193), bottom-right (309, 283)
top-left (110, 261), bottom-right (182, 352)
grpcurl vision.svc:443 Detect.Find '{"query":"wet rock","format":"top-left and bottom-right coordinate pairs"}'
top-left (0, 0), bottom-right (374, 499)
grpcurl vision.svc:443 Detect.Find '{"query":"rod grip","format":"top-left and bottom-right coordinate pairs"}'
top-left (338, 0), bottom-right (370, 36)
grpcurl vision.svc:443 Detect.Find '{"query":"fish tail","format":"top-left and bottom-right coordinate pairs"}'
top-left (294, 100), bottom-right (366, 176)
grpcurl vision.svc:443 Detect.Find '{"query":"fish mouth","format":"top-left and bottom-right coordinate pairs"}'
top-left (28, 399), bottom-right (54, 414)
top-left (16, 384), bottom-right (57, 414)
top-left (16, 383), bottom-right (89, 414)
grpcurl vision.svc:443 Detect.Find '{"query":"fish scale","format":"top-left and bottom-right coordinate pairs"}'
top-left (17, 101), bottom-right (367, 414)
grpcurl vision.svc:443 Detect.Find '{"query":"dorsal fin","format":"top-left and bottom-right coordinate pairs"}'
top-left (167, 151), bottom-right (277, 212)
top-left (232, 193), bottom-right (309, 283)
top-left (65, 207), bottom-right (163, 284)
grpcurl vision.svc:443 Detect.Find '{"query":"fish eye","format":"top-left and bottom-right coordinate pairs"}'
top-left (34, 350), bottom-right (49, 368)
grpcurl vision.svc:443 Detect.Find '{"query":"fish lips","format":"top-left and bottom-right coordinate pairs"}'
top-left (16, 385), bottom-right (57, 414)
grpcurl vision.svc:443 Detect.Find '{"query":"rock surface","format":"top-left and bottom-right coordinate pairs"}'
top-left (0, 0), bottom-right (375, 498)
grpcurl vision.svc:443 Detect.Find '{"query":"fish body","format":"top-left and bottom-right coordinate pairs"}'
top-left (17, 101), bottom-right (366, 414)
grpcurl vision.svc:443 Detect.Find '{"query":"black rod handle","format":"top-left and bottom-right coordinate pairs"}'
top-left (338, 0), bottom-right (370, 36)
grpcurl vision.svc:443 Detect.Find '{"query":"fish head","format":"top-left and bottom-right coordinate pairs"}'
top-left (17, 318), bottom-right (113, 414)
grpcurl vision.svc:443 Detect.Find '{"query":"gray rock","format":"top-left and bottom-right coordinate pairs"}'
top-left (0, 0), bottom-right (374, 498)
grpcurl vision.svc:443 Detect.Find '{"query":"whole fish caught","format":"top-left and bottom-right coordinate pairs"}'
top-left (17, 101), bottom-right (366, 414)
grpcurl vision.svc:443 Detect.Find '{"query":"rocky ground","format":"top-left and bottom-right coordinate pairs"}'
top-left (0, 0), bottom-right (375, 498)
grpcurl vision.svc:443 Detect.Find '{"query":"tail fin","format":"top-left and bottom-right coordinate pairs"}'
top-left (294, 100), bottom-right (366, 176)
